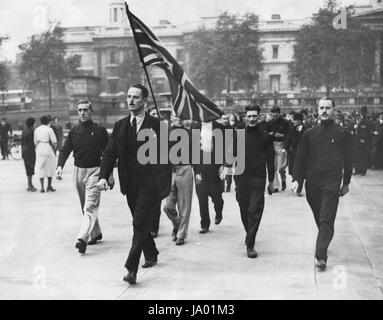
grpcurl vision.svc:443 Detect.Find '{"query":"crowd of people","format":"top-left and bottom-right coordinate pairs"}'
top-left (2, 87), bottom-right (383, 285)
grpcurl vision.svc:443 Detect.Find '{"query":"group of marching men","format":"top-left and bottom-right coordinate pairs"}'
top-left (50, 83), bottom-right (381, 284)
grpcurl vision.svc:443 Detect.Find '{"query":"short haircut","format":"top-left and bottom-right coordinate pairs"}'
top-left (26, 117), bottom-right (35, 127)
top-left (319, 96), bottom-right (335, 108)
top-left (270, 106), bottom-right (280, 113)
top-left (245, 105), bottom-right (261, 114)
top-left (130, 84), bottom-right (149, 99)
top-left (293, 112), bottom-right (303, 121)
top-left (40, 115), bottom-right (50, 125)
top-left (77, 100), bottom-right (92, 110)
top-left (299, 109), bottom-right (308, 116)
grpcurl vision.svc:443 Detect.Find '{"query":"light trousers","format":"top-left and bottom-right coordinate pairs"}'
top-left (74, 166), bottom-right (102, 243)
top-left (164, 165), bottom-right (193, 240)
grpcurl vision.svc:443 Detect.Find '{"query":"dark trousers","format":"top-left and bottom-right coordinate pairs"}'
top-left (125, 174), bottom-right (160, 273)
top-left (354, 142), bottom-right (369, 174)
top-left (151, 201), bottom-right (161, 234)
top-left (235, 177), bottom-right (265, 249)
top-left (305, 176), bottom-right (340, 262)
top-left (371, 144), bottom-right (383, 169)
top-left (0, 138), bottom-right (8, 158)
top-left (195, 175), bottom-right (224, 229)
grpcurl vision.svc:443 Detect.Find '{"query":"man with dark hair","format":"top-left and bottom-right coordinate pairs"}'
top-left (292, 97), bottom-right (353, 270)
top-left (56, 100), bottom-right (110, 254)
top-left (97, 84), bottom-right (171, 285)
top-left (266, 106), bottom-right (289, 192)
top-left (284, 112), bottom-right (307, 194)
top-left (0, 117), bottom-right (12, 160)
top-left (234, 105), bottom-right (275, 258)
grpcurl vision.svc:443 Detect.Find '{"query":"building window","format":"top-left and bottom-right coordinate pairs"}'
top-left (113, 8), bottom-right (118, 22)
top-left (110, 50), bottom-right (118, 64)
top-left (272, 45), bottom-right (279, 59)
top-left (270, 74), bottom-right (281, 92)
top-left (107, 78), bottom-right (119, 93)
top-left (176, 49), bottom-right (184, 62)
top-left (153, 77), bottom-right (165, 93)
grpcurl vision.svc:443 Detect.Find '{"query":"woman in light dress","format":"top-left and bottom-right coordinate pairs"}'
top-left (34, 115), bottom-right (57, 193)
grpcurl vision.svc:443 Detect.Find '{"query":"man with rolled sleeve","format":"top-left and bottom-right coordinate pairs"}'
top-left (56, 100), bottom-right (111, 254)
top-left (292, 97), bottom-right (353, 270)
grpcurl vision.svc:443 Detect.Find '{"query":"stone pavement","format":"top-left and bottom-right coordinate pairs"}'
top-left (0, 158), bottom-right (382, 300)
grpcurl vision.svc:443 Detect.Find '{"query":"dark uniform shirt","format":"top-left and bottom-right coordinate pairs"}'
top-left (0, 122), bottom-right (12, 139)
top-left (292, 119), bottom-right (353, 187)
top-left (236, 124), bottom-right (275, 182)
top-left (58, 120), bottom-right (109, 168)
top-left (265, 117), bottom-right (290, 142)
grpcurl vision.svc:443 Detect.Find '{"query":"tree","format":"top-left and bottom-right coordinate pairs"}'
top-left (18, 24), bottom-right (81, 109)
top-left (289, 0), bottom-right (377, 95)
top-left (0, 37), bottom-right (11, 91)
top-left (0, 62), bottom-right (11, 91)
top-left (186, 12), bottom-right (263, 98)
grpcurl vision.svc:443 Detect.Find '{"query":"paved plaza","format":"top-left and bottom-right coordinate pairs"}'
top-left (0, 158), bottom-right (382, 300)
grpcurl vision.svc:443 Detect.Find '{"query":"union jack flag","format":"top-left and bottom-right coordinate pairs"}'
top-left (125, 4), bottom-right (223, 122)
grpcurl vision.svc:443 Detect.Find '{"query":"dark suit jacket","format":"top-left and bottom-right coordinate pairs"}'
top-left (284, 125), bottom-right (307, 156)
top-left (99, 113), bottom-right (171, 200)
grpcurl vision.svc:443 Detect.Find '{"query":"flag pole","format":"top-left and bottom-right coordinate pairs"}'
top-left (125, 2), bottom-right (161, 117)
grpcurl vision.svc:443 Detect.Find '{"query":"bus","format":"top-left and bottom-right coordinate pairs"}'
top-left (0, 89), bottom-right (33, 111)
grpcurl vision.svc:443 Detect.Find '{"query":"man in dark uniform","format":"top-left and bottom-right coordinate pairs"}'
top-left (292, 97), bottom-right (353, 271)
top-left (234, 105), bottom-right (275, 258)
top-left (192, 120), bottom-right (225, 234)
top-left (0, 117), bottom-right (12, 160)
top-left (97, 84), bottom-right (171, 285)
top-left (56, 100), bottom-right (111, 254)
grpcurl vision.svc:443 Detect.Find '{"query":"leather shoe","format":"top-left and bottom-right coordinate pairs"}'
top-left (199, 227), bottom-right (209, 234)
top-left (75, 239), bottom-right (87, 254)
top-left (88, 233), bottom-right (102, 245)
top-left (215, 215), bottom-right (222, 225)
top-left (176, 238), bottom-right (185, 246)
top-left (142, 259), bottom-right (157, 268)
top-left (172, 228), bottom-right (178, 241)
top-left (316, 259), bottom-right (326, 271)
top-left (123, 271), bottom-right (137, 284)
top-left (247, 247), bottom-right (258, 258)
top-left (47, 186), bottom-right (56, 192)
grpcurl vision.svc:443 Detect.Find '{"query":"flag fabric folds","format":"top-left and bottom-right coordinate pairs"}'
top-left (125, 4), bottom-right (223, 122)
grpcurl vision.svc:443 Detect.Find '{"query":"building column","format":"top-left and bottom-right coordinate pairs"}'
top-left (374, 35), bottom-right (382, 86)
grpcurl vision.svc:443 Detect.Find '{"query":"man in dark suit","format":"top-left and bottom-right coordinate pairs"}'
top-left (97, 84), bottom-right (171, 285)
top-left (284, 112), bottom-right (307, 194)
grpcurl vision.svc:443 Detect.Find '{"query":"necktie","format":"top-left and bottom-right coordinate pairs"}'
top-left (131, 117), bottom-right (137, 136)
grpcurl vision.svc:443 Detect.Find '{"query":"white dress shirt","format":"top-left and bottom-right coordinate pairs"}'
top-left (130, 111), bottom-right (146, 133)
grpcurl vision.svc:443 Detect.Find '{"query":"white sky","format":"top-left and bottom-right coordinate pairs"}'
top-left (0, 0), bottom-right (370, 61)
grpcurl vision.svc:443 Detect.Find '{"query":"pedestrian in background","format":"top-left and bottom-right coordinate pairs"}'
top-left (22, 117), bottom-right (37, 192)
top-left (0, 117), bottom-right (12, 160)
top-left (34, 115), bottom-right (57, 193)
